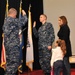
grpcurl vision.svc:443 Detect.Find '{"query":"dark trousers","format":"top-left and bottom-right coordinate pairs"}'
top-left (39, 48), bottom-right (52, 75)
top-left (53, 60), bottom-right (63, 75)
top-left (63, 57), bottom-right (71, 75)
top-left (0, 67), bottom-right (5, 75)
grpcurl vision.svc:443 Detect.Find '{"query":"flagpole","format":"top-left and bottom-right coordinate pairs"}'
top-left (18, 1), bottom-right (23, 75)
top-left (19, 0), bottom-right (22, 18)
top-left (5, 0), bottom-right (9, 17)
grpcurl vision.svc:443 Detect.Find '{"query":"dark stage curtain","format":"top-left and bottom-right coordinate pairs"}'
top-left (0, 0), bottom-right (43, 72)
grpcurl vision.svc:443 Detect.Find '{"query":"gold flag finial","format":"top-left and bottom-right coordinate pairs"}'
top-left (6, 0), bottom-right (9, 17)
top-left (19, 0), bottom-right (22, 14)
top-left (29, 4), bottom-right (31, 11)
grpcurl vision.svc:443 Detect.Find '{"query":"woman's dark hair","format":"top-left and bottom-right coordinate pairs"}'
top-left (56, 39), bottom-right (66, 55)
top-left (59, 16), bottom-right (68, 25)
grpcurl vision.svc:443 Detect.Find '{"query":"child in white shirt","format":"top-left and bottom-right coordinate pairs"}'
top-left (51, 39), bottom-right (66, 75)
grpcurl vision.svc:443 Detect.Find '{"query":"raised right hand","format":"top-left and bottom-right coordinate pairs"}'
top-left (22, 10), bottom-right (26, 16)
top-left (33, 21), bottom-right (36, 28)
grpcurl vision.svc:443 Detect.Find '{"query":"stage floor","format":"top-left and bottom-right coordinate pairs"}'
top-left (21, 69), bottom-right (75, 75)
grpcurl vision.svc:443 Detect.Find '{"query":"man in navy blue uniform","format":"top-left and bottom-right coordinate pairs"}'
top-left (33, 14), bottom-right (55, 75)
top-left (3, 8), bottom-right (27, 75)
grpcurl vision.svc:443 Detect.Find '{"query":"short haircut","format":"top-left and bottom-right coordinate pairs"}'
top-left (8, 8), bottom-right (17, 15)
top-left (43, 14), bottom-right (47, 20)
top-left (41, 14), bottom-right (47, 20)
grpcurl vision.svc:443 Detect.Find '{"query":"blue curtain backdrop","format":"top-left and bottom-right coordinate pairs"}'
top-left (0, 0), bottom-right (43, 72)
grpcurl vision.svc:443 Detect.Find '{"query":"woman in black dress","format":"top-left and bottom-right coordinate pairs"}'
top-left (57, 16), bottom-right (72, 75)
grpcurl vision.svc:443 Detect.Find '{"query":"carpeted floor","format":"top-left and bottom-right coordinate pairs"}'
top-left (20, 69), bottom-right (75, 75)
top-left (0, 67), bottom-right (75, 75)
